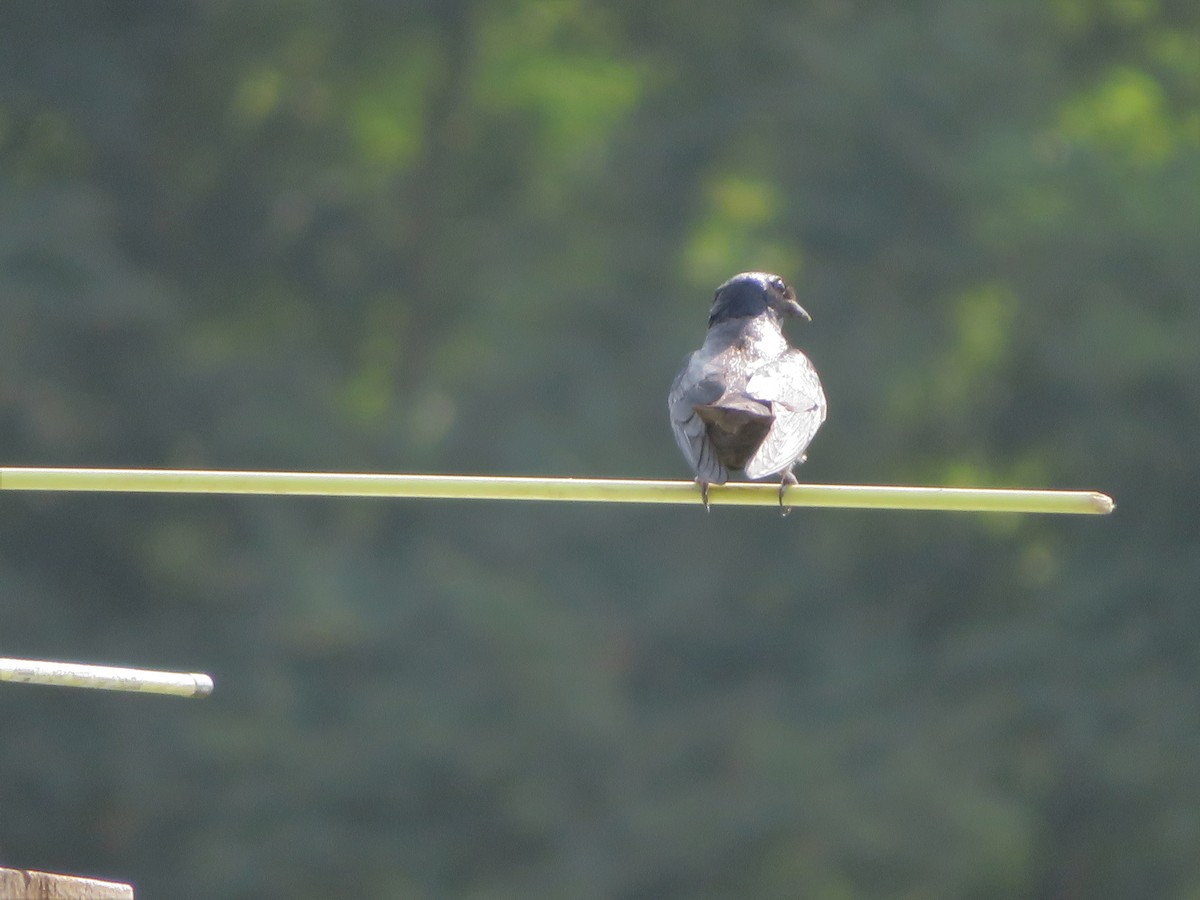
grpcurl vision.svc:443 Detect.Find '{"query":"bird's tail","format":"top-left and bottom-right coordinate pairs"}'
top-left (694, 395), bottom-right (773, 434)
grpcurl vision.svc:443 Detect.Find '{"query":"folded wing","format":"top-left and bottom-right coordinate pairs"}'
top-left (668, 355), bottom-right (729, 485)
top-left (743, 350), bottom-right (827, 480)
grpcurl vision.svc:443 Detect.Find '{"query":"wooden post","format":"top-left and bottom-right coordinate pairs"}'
top-left (0, 868), bottom-right (133, 899)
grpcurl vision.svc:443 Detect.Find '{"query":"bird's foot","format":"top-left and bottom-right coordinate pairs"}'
top-left (778, 471), bottom-right (799, 517)
top-left (697, 478), bottom-right (712, 512)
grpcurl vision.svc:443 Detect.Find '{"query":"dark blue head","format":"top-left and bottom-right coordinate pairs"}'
top-left (707, 272), bottom-right (810, 327)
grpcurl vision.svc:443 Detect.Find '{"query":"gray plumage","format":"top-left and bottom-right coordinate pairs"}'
top-left (669, 272), bottom-right (826, 509)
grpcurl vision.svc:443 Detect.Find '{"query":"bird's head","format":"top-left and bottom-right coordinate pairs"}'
top-left (707, 272), bottom-right (810, 328)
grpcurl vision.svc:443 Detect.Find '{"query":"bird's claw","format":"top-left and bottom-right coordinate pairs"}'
top-left (697, 479), bottom-right (711, 512)
top-left (778, 471), bottom-right (798, 517)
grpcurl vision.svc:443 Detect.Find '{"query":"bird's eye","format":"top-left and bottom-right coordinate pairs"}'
top-left (769, 276), bottom-right (788, 294)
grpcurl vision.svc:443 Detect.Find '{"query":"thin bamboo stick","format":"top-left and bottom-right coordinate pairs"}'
top-left (0, 658), bottom-right (213, 698)
top-left (0, 467), bottom-right (1114, 515)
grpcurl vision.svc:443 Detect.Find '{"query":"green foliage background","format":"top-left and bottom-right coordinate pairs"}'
top-left (2, 1), bottom-right (1198, 897)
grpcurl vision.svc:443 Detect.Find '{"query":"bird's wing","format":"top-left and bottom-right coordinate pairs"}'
top-left (742, 350), bottom-right (827, 480)
top-left (668, 354), bottom-right (729, 485)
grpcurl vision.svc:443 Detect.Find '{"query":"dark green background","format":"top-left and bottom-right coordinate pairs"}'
top-left (2, 2), bottom-right (1197, 897)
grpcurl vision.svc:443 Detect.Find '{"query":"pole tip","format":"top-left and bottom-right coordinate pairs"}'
top-left (191, 673), bottom-right (215, 698)
top-left (1089, 492), bottom-right (1116, 515)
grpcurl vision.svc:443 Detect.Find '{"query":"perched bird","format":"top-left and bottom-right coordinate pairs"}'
top-left (668, 272), bottom-right (827, 511)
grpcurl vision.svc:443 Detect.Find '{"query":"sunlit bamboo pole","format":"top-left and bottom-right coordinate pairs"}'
top-left (0, 658), bottom-right (214, 698)
top-left (0, 467), bottom-right (1114, 515)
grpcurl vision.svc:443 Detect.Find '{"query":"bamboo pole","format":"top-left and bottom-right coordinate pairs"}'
top-left (0, 467), bottom-right (1113, 515)
top-left (0, 658), bottom-right (213, 698)
top-left (0, 868), bottom-right (133, 899)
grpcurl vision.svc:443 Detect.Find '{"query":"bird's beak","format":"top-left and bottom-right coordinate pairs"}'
top-left (788, 298), bottom-right (812, 321)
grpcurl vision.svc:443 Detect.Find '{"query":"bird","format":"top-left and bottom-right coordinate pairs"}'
top-left (668, 271), bottom-right (827, 512)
